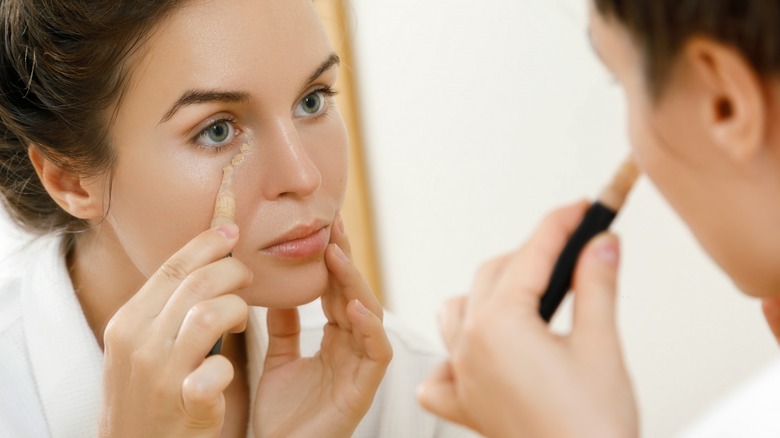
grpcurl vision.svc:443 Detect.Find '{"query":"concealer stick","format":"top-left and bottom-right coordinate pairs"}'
top-left (538, 158), bottom-right (640, 322)
top-left (207, 143), bottom-right (251, 356)
top-left (211, 143), bottom-right (251, 229)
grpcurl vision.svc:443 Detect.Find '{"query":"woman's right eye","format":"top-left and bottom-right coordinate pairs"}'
top-left (193, 118), bottom-right (238, 150)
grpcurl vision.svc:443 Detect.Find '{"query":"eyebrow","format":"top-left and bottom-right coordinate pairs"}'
top-left (159, 90), bottom-right (250, 124)
top-left (304, 53), bottom-right (341, 90)
top-left (159, 52), bottom-right (341, 124)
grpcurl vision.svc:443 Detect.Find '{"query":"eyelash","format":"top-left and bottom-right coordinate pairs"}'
top-left (187, 85), bottom-right (340, 153)
top-left (301, 85), bottom-right (339, 120)
top-left (190, 115), bottom-right (240, 154)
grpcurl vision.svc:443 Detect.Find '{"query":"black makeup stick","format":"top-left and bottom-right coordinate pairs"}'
top-left (538, 159), bottom-right (639, 322)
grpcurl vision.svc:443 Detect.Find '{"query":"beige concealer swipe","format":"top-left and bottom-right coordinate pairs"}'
top-left (211, 143), bottom-right (251, 228)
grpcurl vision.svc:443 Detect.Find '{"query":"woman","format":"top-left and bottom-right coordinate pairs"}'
top-left (0, 0), bottom-right (473, 436)
top-left (418, 0), bottom-right (780, 436)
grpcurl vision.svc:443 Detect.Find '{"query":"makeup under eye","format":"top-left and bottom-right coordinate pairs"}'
top-left (294, 87), bottom-right (336, 118)
top-left (192, 117), bottom-right (239, 151)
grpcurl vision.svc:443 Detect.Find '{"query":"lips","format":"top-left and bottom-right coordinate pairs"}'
top-left (261, 222), bottom-right (330, 260)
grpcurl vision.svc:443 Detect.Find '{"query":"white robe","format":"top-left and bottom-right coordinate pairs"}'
top-left (0, 236), bottom-right (476, 438)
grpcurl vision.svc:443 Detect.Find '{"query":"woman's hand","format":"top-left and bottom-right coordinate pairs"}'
top-left (252, 215), bottom-right (392, 438)
top-left (417, 201), bottom-right (639, 438)
top-left (98, 224), bottom-right (252, 438)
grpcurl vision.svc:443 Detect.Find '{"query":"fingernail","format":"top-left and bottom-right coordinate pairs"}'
top-left (352, 299), bottom-right (369, 315)
top-left (593, 235), bottom-right (620, 266)
top-left (216, 223), bottom-right (238, 239)
top-left (333, 244), bottom-right (348, 261)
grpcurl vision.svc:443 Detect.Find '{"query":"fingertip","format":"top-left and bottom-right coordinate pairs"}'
top-left (572, 233), bottom-right (622, 338)
top-left (559, 198), bottom-right (592, 220)
top-left (347, 299), bottom-right (377, 333)
top-left (182, 355), bottom-right (234, 416)
top-left (584, 233), bottom-right (621, 268)
top-left (348, 299), bottom-right (392, 362)
top-left (414, 363), bottom-right (468, 426)
top-left (324, 243), bottom-right (347, 269)
top-left (415, 379), bottom-right (434, 410)
top-left (228, 304), bottom-right (250, 334)
top-left (332, 243), bottom-right (348, 262)
top-left (328, 214), bottom-right (353, 258)
top-left (349, 297), bottom-right (369, 315)
top-left (572, 197), bottom-right (592, 210)
top-left (214, 223), bottom-right (239, 240)
top-left (335, 212), bottom-right (346, 234)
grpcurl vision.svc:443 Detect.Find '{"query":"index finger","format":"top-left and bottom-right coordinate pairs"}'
top-left (123, 224), bottom-right (239, 317)
top-left (489, 201), bottom-right (589, 313)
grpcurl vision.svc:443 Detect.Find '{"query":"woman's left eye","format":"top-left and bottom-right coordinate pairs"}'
top-left (194, 119), bottom-right (236, 148)
top-left (294, 89), bottom-right (331, 117)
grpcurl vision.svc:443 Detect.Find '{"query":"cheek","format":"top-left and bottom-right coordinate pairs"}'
top-left (625, 88), bottom-right (693, 194)
top-left (308, 110), bottom-right (349, 202)
top-left (626, 95), bottom-right (663, 176)
top-left (107, 148), bottom-right (222, 276)
top-left (622, 89), bottom-right (780, 296)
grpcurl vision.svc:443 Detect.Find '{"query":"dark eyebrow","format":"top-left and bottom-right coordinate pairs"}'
top-left (159, 90), bottom-right (250, 124)
top-left (305, 53), bottom-right (341, 88)
top-left (159, 53), bottom-right (340, 124)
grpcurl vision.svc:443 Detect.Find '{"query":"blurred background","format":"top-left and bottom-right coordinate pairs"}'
top-left (325, 0), bottom-right (779, 436)
top-left (1, 0), bottom-right (778, 436)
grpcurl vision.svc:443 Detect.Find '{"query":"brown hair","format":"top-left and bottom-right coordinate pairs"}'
top-left (593, 0), bottom-right (780, 97)
top-left (0, 0), bottom-right (184, 235)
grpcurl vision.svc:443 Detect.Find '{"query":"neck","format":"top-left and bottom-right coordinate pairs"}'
top-left (68, 227), bottom-right (146, 349)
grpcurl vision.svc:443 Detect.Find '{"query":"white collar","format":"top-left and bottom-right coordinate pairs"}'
top-left (21, 236), bottom-right (103, 438)
top-left (245, 306), bottom-right (268, 434)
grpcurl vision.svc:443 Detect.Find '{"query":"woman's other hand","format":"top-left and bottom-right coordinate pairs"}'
top-left (417, 201), bottom-right (638, 438)
top-left (99, 224), bottom-right (252, 438)
top-left (253, 215), bottom-right (392, 438)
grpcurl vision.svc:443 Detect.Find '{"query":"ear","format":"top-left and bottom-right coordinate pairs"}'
top-left (683, 38), bottom-right (766, 163)
top-left (28, 145), bottom-right (106, 220)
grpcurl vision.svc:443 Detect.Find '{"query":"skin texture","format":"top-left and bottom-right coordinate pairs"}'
top-left (28, 0), bottom-right (391, 436)
top-left (418, 0), bottom-right (780, 436)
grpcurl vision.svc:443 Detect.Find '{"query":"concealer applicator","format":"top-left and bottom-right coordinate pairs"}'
top-left (208, 143), bottom-right (251, 356)
top-left (538, 158), bottom-right (639, 322)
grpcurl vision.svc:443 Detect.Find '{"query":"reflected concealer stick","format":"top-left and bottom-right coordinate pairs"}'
top-left (538, 158), bottom-right (640, 322)
top-left (207, 143), bottom-right (251, 356)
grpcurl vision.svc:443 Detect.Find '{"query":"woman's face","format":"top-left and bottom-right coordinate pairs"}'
top-left (588, 4), bottom-right (780, 297)
top-left (104, 0), bottom-right (347, 307)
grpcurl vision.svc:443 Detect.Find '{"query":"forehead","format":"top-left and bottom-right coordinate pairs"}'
top-left (123, 0), bottom-right (332, 114)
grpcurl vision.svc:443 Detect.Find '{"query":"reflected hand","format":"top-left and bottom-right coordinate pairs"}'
top-left (253, 215), bottom-right (392, 438)
top-left (417, 202), bottom-right (638, 438)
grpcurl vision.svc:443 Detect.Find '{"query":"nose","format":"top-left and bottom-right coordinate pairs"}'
top-left (258, 118), bottom-right (322, 199)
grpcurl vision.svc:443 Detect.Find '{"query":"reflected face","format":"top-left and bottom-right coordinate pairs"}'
top-left (588, 3), bottom-right (780, 297)
top-left (104, 0), bottom-right (347, 306)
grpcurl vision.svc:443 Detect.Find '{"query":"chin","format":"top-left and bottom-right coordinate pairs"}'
top-left (240, 257), bottom-right (329, 308)
top-left (731, 273), bottom-right (780, 299)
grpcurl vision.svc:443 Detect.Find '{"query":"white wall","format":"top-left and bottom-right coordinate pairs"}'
top-left (344, 0), bottom-right (779, 436)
